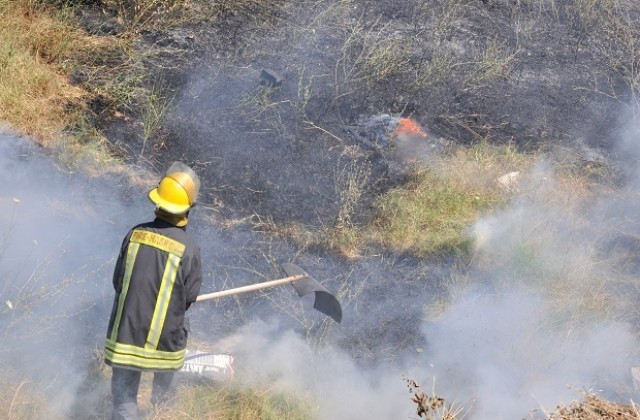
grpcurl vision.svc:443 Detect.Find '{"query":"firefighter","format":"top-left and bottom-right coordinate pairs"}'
top-left (105, 162), bottom-right (203, 420)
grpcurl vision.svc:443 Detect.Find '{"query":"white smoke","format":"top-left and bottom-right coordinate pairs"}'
top-left (1, 101), bottom-right (640, 420)
top-left (0, 130), bottom-right (417, 419)
top-left (415, 111), bottom-right (640, 418)
top-left (0, 131), bottom-right (149, 415)
top-left (216, 319), bottom-right (414, 420)
top-left (422, 292), bottom-right (636, 419)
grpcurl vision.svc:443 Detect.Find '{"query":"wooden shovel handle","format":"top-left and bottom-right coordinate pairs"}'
top-left (195, 274), bottom-right (308, 302)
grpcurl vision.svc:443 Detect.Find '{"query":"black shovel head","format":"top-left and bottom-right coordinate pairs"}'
top-left (281, 263), bottom-right (342, 323)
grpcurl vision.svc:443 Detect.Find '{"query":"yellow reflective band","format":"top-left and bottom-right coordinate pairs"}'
top-left (146, 253), bottom-right (180, 350)
top-left (105, 340), bottom-right (186, 370)
top-left (109, 242), bottom-right (140, 342)
top-left (130, 230), bottom-right (185, 257)
top-left (106, 353), bottom-right (183, 370)
top-left (105, 339), bottom-right (186, 360)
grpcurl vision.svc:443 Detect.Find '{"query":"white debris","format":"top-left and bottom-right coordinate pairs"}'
top-left (180, 350), bottom-right (234, 380)
top-left (497, 171), bottom-right (520, 191)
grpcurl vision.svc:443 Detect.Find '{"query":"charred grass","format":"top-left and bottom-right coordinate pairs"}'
top-left (3, 0), bottom-right (640, 419)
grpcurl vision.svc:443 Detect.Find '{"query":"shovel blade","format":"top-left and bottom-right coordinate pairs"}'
top-left (282, 263), bottom-right (342, 323)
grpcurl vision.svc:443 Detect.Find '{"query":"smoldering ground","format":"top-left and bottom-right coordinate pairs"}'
top-left (127, 0), bottom-right (633, 233)
top-left (211, 319), bottom-right (416, 419)
top-left (417, 126), bottom-right (640, 417)
top-left (0, 130), bottom-right (436, 418)
top-left (214, 172), bottom-right (640, 420)
top-left (0, 133), bottom-right (133, 414)
top-left (2, 112), bottom-right (640, 420)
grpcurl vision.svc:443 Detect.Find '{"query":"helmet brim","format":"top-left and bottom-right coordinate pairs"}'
top-left (148, 188), bottom-right (191, 214)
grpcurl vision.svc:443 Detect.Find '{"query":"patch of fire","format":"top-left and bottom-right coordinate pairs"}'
top-left (345, 114), bottom-right (438, 154)
top-left (392, 118), bottom-right (428, 139)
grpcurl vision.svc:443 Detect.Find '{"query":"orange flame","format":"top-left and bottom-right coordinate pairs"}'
top-left (393, 118), bottom-right (428, 138)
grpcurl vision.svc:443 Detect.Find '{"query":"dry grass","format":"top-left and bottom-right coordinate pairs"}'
top-left (0, 375), bottom-right (49, 420)
top-left (101, 0), bottom-right (194, 30)
top-left (0, 369), bottom-right (315, 420)
top-left (549, 391), bottom-right (640, 419)
top-left (333, 15), bottom-right (411, 97)
top-left (405, 378), bottom-right (466, 420)
top-left (69, 370), bottom-right (317, 420)
top-left (466, 39), bottom-right (519, 86)
top-left (0, 1), bottom-right (90, 143)
top-left (460, 150), bottom-right (637, 335)
top-left (571, 0), bottom-right (640, 107)
top-left (370, 170), bottom-right (499, 257)
top-left (0, 0), bottom-right (211, 155)
top-left (156, 380), bottom-right (316, 420)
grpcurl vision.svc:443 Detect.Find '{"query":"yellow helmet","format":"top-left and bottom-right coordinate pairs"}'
top-left (148, 162), bottom-right (200, 214)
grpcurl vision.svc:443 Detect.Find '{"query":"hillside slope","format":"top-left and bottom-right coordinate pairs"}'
top-left (1, 1), bottom-right (640, 419)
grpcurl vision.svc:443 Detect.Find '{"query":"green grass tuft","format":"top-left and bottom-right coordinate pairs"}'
top-left (372, 168), bottom-right (501, 256)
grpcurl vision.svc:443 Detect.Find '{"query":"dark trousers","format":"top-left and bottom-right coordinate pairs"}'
top-left (111, 367), bottom-right (176, 420)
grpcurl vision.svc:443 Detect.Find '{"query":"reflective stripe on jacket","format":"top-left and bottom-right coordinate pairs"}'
top-left (105, 219), bottom-right (203, 371)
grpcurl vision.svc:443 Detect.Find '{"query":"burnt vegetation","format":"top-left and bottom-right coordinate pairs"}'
top-left (67, 0), bottom-right (638, 226)
top-left (3, 0), bottom-right (640, 418)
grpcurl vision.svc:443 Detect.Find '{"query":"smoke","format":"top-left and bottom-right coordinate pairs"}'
top-left (412, 112), bottom-right (640, 418)
top-left (0, 130), bottom-right (426, 418)
top-left (0, 131), bottom-right (148, 415)
top-left (422, 292), bottom-right (636, 419)
top-left (613, 108), bottom-right (640, 185)
top-left (2, 97), bottom-right (640, 420)
top-left (215, 319), bottom-right (414, 420)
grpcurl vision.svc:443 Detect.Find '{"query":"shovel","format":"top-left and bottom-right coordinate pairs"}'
top-left (195, 263), bottom-right (342, 323)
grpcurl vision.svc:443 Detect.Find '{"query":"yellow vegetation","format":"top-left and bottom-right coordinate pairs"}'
top-left (0, 2), bottom-right (89, 143)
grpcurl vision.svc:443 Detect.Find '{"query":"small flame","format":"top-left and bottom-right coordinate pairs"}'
top-left (393, 118), bottom-right (428, 138)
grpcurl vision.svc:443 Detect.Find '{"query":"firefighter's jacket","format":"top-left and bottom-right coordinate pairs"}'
top-left (105, 218), bottom-right (203, 371)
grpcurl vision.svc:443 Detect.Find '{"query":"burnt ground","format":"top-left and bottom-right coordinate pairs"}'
top-left (85, 0), bottom-right (636, 227)
top-left (76, 0), bottom-right (640, 383)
